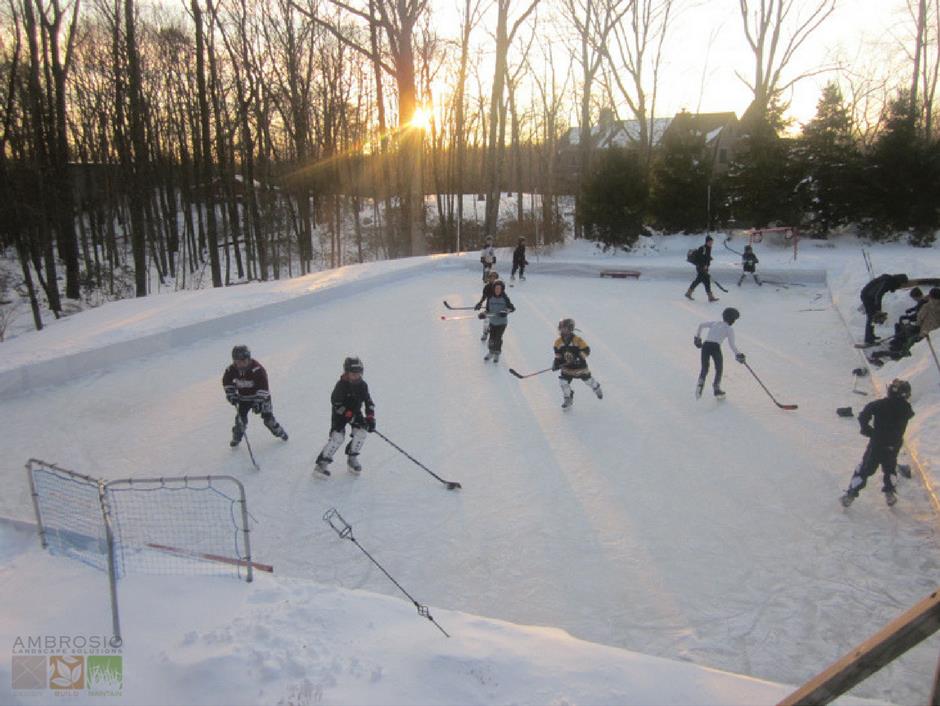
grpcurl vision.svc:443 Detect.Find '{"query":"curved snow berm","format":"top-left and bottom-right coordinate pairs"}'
top-left (0, 257), bottom-right (447, 398)
top-left (0, 525), bottom-right (888, 706)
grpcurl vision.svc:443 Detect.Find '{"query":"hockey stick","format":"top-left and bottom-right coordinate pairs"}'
top-left (926, 333), bottom-right (940, 381)
top-left (712, 278), bottom-right (729, 293)
top-left (323, 508), bottom-right (449, 637)
top-left (443, 300), bottom-right (475, 310)
top-left (509, 367), bottom-right (553, 379)
top-left (441, 311), bottom-right (514, 321)
top-left (723, 237), bottom-right (743, 256)
top-left (145, 542), bottom-right (273, 572)
top-left (373, 430), bottom-right (462, 490)
top-left (743, 361), bottom-right (798, 410)
top-left (243, 431), bottom-right (260, 470)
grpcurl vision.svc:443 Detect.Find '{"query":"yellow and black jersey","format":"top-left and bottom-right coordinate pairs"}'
top-left (553, 334), bottom-right (591, 372)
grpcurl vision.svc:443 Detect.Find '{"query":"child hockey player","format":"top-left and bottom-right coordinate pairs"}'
top-left (478, 279), bottom-right (515, 362)
top-left (737, 245), bottom-right (761, 286)
top-left (694, 308), bottom-right (746, 398)
top-left (511, 237), bottom-right (528, 281)
top-left (222, 345), bottom-right (289, 446)
top-left (314, 357), bottom-right (376, 476)
top-left (552, 318), bottom-right (603, 409)
top-left (840, 378), bottom-right (914, 508)
top-left (474, 270), bottom-right (500, 342)
top-left (480, 236), bottom-right (496, 282)
top-left (685, 235), bottom-right (719, 302)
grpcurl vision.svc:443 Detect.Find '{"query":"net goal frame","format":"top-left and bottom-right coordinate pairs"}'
top-left (26, 459), bottom-right (260, 646)
top-left (743, 226), bottom-right (800, 261)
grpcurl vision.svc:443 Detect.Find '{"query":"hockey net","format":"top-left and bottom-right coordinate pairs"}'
top-left (742, 226), bottom-right (800, 261)
top-left (26, 459), bottom-right (260, 644)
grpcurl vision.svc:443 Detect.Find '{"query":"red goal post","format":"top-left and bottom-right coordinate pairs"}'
top-left (744, 226), bottom-right (800, 261)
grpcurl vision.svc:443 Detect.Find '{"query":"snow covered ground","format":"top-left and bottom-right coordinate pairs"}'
top-left (0, 232), bottom-right (938, 705)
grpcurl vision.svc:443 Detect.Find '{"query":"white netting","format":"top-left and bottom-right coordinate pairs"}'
top-left (29, 463), bottom-right (108, 572)
top-left (106, 477), bottom-right (250, 580)
top-left (27, 461), bottom-right (253, 582)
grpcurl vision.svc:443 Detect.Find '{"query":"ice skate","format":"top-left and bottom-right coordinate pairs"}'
top-left (695, 380), bottom-right (704, 399)
top-left (737, 274), bottom-right (745, 287)
top-left (314, 455), bottom-right (332, 477)
top-left (713, 387), bottom-right (726, 398)
top-left (520, 275), bottom-right (526, 281)
top-left (708, 294), bottom-right (720, 302)
top-left (492, 352), bottom-right (500, 363)
top-left (840, 492), bottom-right (855, 507)
top-left (230, 418), bottom-right (245, 447)
top-left (561, 394), bottom-right (574, 409)
top-left (347, 454), bottom-right (362, 474)
top-left (885, 490), bottom-right (897, 506)
top-left (684, 289), bottom-right (694, 300)
top-left (591, 381), bottom-right (603, 399)
top-left (484, 351), bottom-right (493, 361)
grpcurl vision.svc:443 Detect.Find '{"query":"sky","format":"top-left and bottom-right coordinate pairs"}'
top-left (428, 0), bottom-right (913, 129)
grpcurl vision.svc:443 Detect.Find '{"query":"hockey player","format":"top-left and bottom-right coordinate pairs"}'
top-left (474, 270), bottom-right (500, 341)
top-left (480, 236), bottom-right (497, 282)
top-left (511, 237), bottom-right (529, 281)
top-left (860, 273), bottom-right (909, 344)
top-left (694, 307), bottom-right (746, 398)
top-left (841, 378), bottom-right (914, 508)
top-left (222, 345), bottom-right (289, 447)
top-left (685, 235), bottom-right (719, 302)
top-left (478, 279), bottom-right (515, 362)
top-left (737, 245), bottom-right (761, 287)
top-left (552, 318), bottom-right (603, 409)
top-left (314, 357), bottom-right (376, 476)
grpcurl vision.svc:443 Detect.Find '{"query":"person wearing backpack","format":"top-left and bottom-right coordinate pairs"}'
top-left (685, 236), bottom-right (718, 302)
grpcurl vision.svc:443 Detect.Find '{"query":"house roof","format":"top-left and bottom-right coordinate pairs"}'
top-left (563, 112), bottom-right (736, 148)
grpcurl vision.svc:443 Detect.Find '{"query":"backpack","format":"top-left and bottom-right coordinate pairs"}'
top-left (686, 248), bottom-right (698, 265)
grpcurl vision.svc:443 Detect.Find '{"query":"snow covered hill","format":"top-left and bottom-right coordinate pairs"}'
top-left (0, 233), bottom-right (937, 705)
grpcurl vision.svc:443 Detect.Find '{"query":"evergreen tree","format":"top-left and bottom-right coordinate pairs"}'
top-left (720, 102), bottom-right (799, 228)
top-left (649, 118), bottom-right (712, 233)
top-left (864, 91), bottom-right (940, 245)
top-left (794, 82), bottom-right (863, 236)
top-left (579, 148), bottom-right (648, 249)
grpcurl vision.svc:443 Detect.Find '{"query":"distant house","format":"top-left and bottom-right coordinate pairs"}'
top-left (660, 111), bottom-right (740, 175)
top-left (556, 109), bottom-right (740, 191)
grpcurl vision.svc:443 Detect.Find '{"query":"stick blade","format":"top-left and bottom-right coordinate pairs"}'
top-left (445, 482), bottom-right (462, 490)
top-left (778, 404), bottom-right (799, 411)
top-left (508, 368), bottom-right (525, 379)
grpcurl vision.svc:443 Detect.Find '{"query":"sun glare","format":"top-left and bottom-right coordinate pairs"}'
top-left (410, 107), bottom-right (432, 130)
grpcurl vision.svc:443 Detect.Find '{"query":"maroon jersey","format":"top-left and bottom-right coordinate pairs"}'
top-left (222, 359), bottom-right (271, 402)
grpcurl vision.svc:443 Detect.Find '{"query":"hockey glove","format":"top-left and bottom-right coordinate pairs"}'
top-left (552, 359), bottom-right (562, 371)
top-left (474, 302), bottom-right (482, 310)
top-left (226, 392), bottom-right (239, 406)
top-left (860, 424), bottom-right (874, 437)
top-left (478, 312), bottom-right (486, 319)
top-left (253, 399), bottom-right (272, 415)
top-left (365, 415), bottom-right (376, 432)
top-left (736, 353), bottom-right (746, 363)
top-left (693, 336), bottom-right (702, 349)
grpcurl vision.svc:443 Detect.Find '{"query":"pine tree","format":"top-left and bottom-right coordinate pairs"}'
top-left (794, 83), bottom-right (863, 236)
top-left (649, 119), bottom-right (712, 233)
top-left (720, 102), bottom-right (798, 228)
top-left (579, 148), bottom-right (648, 250)
top-left (864, 91), bottom-right (940, 245)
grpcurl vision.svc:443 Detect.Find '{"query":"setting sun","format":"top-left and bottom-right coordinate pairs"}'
top-left (409, 107), bottom-right (432, 131)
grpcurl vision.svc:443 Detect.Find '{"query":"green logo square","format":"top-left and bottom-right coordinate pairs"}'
top-left (86, 656), bottom-right (122, 690)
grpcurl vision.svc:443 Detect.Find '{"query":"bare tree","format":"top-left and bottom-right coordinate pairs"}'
top-left (482, 0), bottom-right (540, 237)
top-left (736, 0), bottom-right (836, 120)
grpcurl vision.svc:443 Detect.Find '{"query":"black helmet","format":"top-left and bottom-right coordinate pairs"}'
top-left (887, 378), bottom-right (911, 399)
top-left (492, 279), bottom-right (506, 291)
top-left (343, 356), bottom-right (364, 374)
top-left (232, 345), bottom-right (251, 361)
top-left (722, 307), bottom-right (740, 325)
top-left (558, 318), bottom-right (575, 335)
top-left (488, 270), bottom-right (500, 280)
